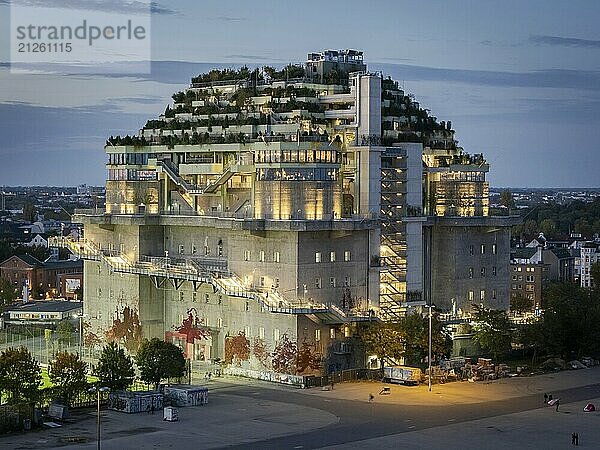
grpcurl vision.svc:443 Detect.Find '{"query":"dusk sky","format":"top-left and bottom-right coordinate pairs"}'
top-left (1, 0), bottom-right (599, 187)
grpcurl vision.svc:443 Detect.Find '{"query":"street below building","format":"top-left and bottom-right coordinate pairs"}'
top-left (2, 366), bottom-right (600, 449)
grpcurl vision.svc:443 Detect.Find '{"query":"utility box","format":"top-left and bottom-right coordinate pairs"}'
top-left (163, 406), bottom-right (179, 422)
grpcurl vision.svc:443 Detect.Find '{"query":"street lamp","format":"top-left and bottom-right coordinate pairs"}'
top-left (88, 386), bottom-right (110, 450)
top-left (425, 303), bottom-right (435, 392)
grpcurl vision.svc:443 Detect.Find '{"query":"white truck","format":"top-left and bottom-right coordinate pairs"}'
top-left (383, 366), bottom-right (423, 386)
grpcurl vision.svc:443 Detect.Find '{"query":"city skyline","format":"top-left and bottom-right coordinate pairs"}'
top-left (1, 0), bottom-right (599, 187)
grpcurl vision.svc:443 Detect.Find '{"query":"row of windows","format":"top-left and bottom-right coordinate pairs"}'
top-left (469, 244), bottom-right (497, 256)
top-left (468, 289), bottom-right (497, 301)
top-left (468, 267), bottom-right (497, 278)
top-left (315, 251), bottom-right (351, 263)
top-left (256, 168), bottom-right (338, 182)
top-left (314, 276), bottom-right (352, 288)
top-left (244, 250), bottom-right (280, 263)
top-left (177, 241), bottom-right (223, 257)
top-left (512, 284), bottom-right (535, 291)
top-left (108, 169), bottom-right (157, 181)
top-left (254, 148), bottom-right (340, 164)
top-left (512, 266), bottom-right (541, 272)
top-left (108, 153), bottom-right (149, 165)
top-left (512, 275), bottom-right (536, 282)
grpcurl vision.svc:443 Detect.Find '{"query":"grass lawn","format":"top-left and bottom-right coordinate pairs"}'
top-left (41, 368), bottom-right (98, 388)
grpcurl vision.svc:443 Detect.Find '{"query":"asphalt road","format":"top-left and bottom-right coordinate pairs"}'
top-left (219, 381), bottom-right (600, 449)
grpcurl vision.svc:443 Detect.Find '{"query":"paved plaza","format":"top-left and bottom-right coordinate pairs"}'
top-left (2, 367), bottom-right (600, 449)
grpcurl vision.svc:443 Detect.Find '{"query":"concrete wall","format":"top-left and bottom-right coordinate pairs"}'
top-left (428, 225), bottom-right (511, 312)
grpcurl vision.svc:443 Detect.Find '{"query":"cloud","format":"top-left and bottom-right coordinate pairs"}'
top-left (3, 0), bottom-right (177, 15)
top-left (529, 35), bottom-right (600, 49)
top-left (372, 63), bottom-right (600, 92)
top-left (224, 54), bottom-right (283, 62)
top-left (210, 16), bottom-right (245, 22)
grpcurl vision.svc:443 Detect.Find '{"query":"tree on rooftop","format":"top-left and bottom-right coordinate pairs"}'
top-left (0, 346), bottom-right (42, 405)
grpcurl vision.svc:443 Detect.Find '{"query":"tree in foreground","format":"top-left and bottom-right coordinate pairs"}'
top-left (136, 338), bottom-right (185, 390)
top-left (398, 312), bottom-right (452, 366)
top-left (472, 305), bottom-right (513, 361)
top-left (49, 351), bottom-right (88, 406)
top-left (95, 342), bottom-right (135, 391)
top-left (0, 346), bottom-right (42, 404)
top-left (359, 322), bottom-right (404, 369)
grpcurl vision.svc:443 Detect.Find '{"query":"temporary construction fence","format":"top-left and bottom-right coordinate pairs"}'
top-left (164, 385), bottom-right (208, 407)
top-left (304, 369), bottom-right (382, 388)
top-left (225, 366), bottom-right (383, 388)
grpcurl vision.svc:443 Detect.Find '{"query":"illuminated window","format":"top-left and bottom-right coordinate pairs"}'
top-left (217, 318), bottom-right (222, 328)
top-left (259, 251), bottom-right (265, 262)
top-left (217, 239), bottom-right (223, 257)
top-left (330, 277), bottom-right (336, 288)
top-left (469, 267), bottom-right (474, 279)
top-left (315, 329), bottom-right (321, 341)
top-left (259, 327), bottom-right (265, 339)
top-left (481, 244), bottom-right (486, 254)
top-left (273, 251), bottom-right (280, 263)
top-left (274, 328), bottom-right (280, 342)
top-left (315, 252), bottom-right (322, 263)
top-left (492, 289), bottom-right (497, 299)
top-left (330, 328), bottom-right (335, 339)
top-left (191, 243), bottom-right (197, 254)
top-left (480, 290), bottom-right (485, 301)
top-left (330, 251), bottom-right (336, 262)
top-left (344, 276), bottom-right (351, 287)
top-left (468, 291), bottom-right (474, 301)
top-left (244, 250), bottom-right (251, 261)
top-left (179, 245), bottom-right (184, 255)
top-left (481, 267), bottom-right (486, 277)
top-left (315, 278), bottom-right (322, 289)
top-left (244, 326), bottom-right (251, 337)
top-left (492, 244), bottom-right (497, 254)
top-left (344, 251), bottom-right (351, 262)
top-left (493, 266), bottom-right (497, 276)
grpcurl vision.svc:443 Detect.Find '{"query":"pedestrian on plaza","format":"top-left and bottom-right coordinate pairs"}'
top-left (330, 380), bottom-right (334, 390)
top-left (544, 393), bottom-right (548, 404)
top-left (369, 394), bottom-right (374, 403)
top-left (555, 399), bottom-right (560, 412)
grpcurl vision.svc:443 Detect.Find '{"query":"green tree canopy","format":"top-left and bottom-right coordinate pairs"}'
top-left (95, 342), bottom-right (135, 391)
top-left (56, 319), bottom-right (75, 344)
top-left (136, 338), bottom-right (185, 390)
top-left (0, 277), bottom-right (18, 306)
top-left (0, 347), bottom-right (42, 405)
top-left (49, 351), bottom-right (88, 406)
top-left (398, 312), bottom-right (452, 367)
top-left (359, 322), bottom-right (404, 369)
top-left (472, 305), bottom-right (513, 361)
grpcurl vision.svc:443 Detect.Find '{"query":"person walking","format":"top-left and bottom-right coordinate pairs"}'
top-left (555, 399), bottom-right (560, 412)
top-left (369, 393), bottom-right (374, 403)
